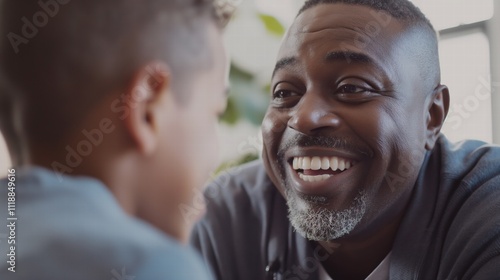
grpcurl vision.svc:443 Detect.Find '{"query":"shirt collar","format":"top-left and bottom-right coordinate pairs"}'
top-left (318, 252), bottom-right (392, 280)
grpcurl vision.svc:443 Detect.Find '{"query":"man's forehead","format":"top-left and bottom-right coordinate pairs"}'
top-left (291, 3), bottom-right (391, 34)
top-left (275, 3), bottom-right (410, 70)
top-left (287, 3), bottom-right (407, 44)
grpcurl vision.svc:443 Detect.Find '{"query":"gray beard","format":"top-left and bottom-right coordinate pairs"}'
top-left (286, 189), bottom-right (368, 241)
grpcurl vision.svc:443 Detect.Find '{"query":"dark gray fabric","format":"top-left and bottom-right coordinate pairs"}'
top-left (190, 135), bottom-right (500, 280)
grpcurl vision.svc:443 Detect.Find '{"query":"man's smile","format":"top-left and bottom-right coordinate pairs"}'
top-left (283, 146), bottom-right (370, 196)
top-left (292, 155), bottom-right (356, 182)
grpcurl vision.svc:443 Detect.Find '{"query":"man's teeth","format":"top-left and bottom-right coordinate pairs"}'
top-left (292, 156), bottom-right (354, 172)
top-left (299, 173), bottom-right (332, 182)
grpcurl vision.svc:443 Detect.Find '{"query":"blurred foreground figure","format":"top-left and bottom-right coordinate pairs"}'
top-left (191, 0), bottom-right (500, 279)
top-left (0, 0), bottom-right (231, 279)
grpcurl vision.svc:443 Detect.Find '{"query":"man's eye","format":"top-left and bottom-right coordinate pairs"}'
top-left (272, 90), bottom-right (295, 99)
top-left (336, 84), bottom-right (369, 94)
top-left (271, 88), bottom-right (301, 108)
top-left (335, 83), bottom-right (379, 102)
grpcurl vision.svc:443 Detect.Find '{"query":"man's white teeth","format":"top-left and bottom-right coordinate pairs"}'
top-left (292, 156), bottom-right (355, 171)
top-left (299, 173), bottom-right (331, 182)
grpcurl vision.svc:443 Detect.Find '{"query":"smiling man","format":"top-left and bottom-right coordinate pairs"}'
top-left (191, 0), bottom-right (500, 279)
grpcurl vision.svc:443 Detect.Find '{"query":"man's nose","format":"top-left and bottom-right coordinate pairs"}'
top-left (288, 92), bottom-right (341, 135)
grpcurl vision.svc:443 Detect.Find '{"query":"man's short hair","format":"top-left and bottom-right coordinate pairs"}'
top-left (299, 0), bottom-right (433, 29)
top-left (0, 0), bottom-right (233, 148)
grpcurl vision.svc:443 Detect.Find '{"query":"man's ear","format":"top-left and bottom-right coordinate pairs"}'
top-left (122, 62), bottom-right (171, 155)
top-left (425, 85), bottom-right (450, 150)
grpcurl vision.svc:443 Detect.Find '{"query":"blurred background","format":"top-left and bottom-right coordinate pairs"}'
top-left (1, 0), bottom-right (499, 176)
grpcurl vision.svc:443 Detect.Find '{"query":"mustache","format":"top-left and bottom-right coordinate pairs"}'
top-left (277, 134), bottom-right (373, 160)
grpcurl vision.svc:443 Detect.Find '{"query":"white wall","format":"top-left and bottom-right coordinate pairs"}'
top-left (439, 30), bottom-right (493, 143)
top-left (487, 0), bottom-right (500, 144)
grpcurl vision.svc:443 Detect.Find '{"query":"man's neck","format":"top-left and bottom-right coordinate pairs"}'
top-left (315, 206), bottom-right (405, 280)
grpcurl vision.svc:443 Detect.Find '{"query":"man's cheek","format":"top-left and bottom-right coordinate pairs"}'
top-left (262, 111), bottom-right (288, 135)
top-left (263, 121), bottom-right (287, 151)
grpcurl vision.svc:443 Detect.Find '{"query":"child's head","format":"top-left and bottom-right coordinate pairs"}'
top-left (0, 0), bottom-right (232, 242)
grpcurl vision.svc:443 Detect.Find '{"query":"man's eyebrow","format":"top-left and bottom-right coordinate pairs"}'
top-left (272, 57), bottom-right (297, 78)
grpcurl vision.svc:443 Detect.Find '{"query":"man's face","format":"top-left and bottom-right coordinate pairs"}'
top-left (148, 22), bottom-right (228, 242)
top-left (262, 4), bottom-right (432, 241)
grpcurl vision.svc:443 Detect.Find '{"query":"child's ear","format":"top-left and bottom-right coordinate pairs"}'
top-left (122, 62), bottom-right (172, 155)
top-left (425, 85), bottom-right (450, 150)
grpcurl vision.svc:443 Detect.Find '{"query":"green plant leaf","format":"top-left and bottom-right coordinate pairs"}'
top-left (258, 14), bottom-right (285, 36)
top-left (230, 63), bottom-right (254, 81)
top-left (219, 96), bottom-right (240, 125)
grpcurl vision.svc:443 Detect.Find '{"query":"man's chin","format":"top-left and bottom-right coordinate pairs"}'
top-left (286, 189), bottom-right (368, 241)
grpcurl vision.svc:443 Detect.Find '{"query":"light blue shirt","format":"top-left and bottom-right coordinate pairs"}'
top-left (0, 167), bottom-right (214, 279)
